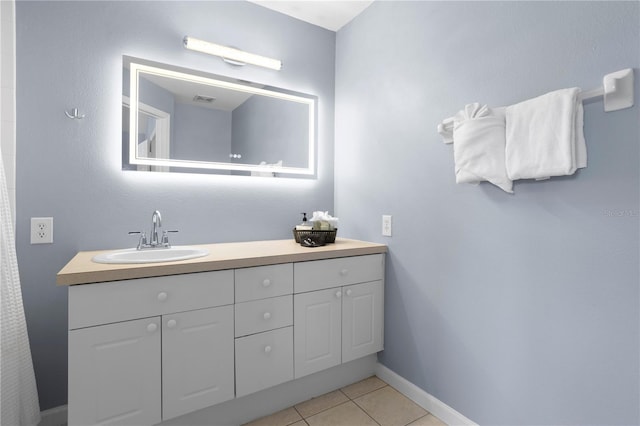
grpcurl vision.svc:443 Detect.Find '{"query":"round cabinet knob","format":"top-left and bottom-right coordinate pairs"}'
top-left (157, 292), bottom-right (168, 302)
top-left (166, 319), bottom-right (177, 328)
top-left (346, 289), bottom-right (352, 296)
top-left (264, 345), bottom-right (272, 354)
top-left (262, 279), bottom-right (271, 287)
top-left (340, 269), bottom-right (349, 276)
top-left (263, 312), bottom-right (272, 320)
top-left (335, 291), bottom-right (342, 298)
top-left (147, 323), bottom-right (158, 333)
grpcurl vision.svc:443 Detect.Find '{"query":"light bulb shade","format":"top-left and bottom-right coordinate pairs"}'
top-left (183, 36), bottom-right (282, 71)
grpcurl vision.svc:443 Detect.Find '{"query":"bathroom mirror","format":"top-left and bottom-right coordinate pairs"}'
top-left (123, 56), bottom-right (316, 177)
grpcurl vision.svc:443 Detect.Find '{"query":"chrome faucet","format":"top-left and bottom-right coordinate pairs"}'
top-left (151, 210), bottom-right (162, 246)
top-left (129, 210), bottom-right (178, 250)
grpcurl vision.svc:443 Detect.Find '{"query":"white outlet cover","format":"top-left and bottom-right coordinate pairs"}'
top-left (30, 217), bottom-right (53, 244)
top-left (382, 215), bottom-right (392, 237)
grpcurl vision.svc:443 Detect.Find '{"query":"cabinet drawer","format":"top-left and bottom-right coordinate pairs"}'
top-left (235, 264), bottom-right (293, 303)
top-left (235, 327), bottom-right (293, 397)
top-left (235, 295), bottom-right (292, 337)
top-left (294, 254), bottom-right (384, 293)
top-left (69, 270), bottom-right (234, 329)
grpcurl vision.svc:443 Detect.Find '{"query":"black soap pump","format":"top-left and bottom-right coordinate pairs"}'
top-left (296, 212), bottom-right (312, 230)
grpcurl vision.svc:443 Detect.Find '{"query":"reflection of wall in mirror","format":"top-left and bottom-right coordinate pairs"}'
top-left (232, 96), bottom-right (308, 168)
top-left (173, 103), bottom-right (231, 162)
top-left (139, 76), bottom-right (174, 123)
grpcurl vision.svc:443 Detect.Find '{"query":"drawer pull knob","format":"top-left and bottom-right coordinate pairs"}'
top-left (146, 323), bottom-right (158, 333)
top-left (264, 345), bottom-right (272, 353)
top-left (340, 269), bottom-right (348, 276)
top-left (262, 279), bottom-right (271, 287)
top-left (346, 289), bottom-right (352, 296)
top-left (166, 319), bottom-right (177, 328)
top-left (335, 291), bottom-right (342, 298)
top-left (263, 312), bottom-right (272, 320)
top-left (157, 292), bottom-right (168, 302)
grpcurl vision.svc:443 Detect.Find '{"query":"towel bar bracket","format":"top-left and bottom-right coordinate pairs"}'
top-left (578, 68), bottom-right (634, 112)
top-left (602, 68), bottom-right (634, 112)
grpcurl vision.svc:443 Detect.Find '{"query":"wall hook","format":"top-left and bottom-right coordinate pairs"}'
top-left (65, 108), bottom-right (85, 119)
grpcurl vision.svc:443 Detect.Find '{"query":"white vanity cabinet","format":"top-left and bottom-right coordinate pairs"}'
top-left (68, 271), bottom-right (235, 425)
top-left (62, 239), bottom-right (387, 426)
top-left (293, 254), bottom-right (384, 378)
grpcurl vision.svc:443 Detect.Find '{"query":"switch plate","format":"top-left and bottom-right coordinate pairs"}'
top-left (382, 215), bottom-right (392, 237)
top-left (30, 217), bottom-right (53, 244)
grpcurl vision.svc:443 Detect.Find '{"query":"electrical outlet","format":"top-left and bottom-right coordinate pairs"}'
top-left (382, 215), bottom-right (392, 237)
top-left (31, 217), bottom-right (53, 244)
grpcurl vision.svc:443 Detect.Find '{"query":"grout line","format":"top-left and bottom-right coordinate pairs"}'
top-left (346, 383), bottom-right (389, 401)
top-left (350, 398), bottom-right (382, 426)
top-left (302, 399), bottom-right (351, 420)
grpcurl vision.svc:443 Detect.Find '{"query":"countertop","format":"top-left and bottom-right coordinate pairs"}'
top-left (57, 238), bottom-right (387, 286)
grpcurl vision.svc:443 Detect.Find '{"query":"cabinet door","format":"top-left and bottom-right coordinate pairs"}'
top-left (294, 288), bottom-right (342, 378)
top-left (342, 281), bottom-right (384, 363)
top-left (68, 317), bottom-right (161, 426)
top-left (162, 305), bottom-right (234, 421)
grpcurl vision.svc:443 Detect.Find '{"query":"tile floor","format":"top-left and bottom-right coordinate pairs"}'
top-left (243, 376), bottom-right (446, 426)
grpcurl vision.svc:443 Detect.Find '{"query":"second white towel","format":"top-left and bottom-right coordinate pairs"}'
top-left (505, 87), bottom-right (587, 180)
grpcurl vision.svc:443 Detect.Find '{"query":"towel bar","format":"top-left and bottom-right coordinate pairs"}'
top-left (437, 68), bottom-right (634, 141)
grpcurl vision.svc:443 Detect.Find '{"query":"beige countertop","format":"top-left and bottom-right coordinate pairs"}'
top-left (57, 238), bottom-right (387, 286)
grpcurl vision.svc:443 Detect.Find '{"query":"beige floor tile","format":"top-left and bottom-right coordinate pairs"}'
top-left (306, 401), bottom-right (378, 426)
top-left (340, 376), bottom-right (388, 400)
top-left (408, 414), bottom-right (446, 426)
top-left (290, 421), bottom-right (309, 426)
top-left (355, 386), bottom-right (427, 426)
top-left (295, 390), bottom-right (350, 418)
top-left (243, 407), bottom-right (303, 426)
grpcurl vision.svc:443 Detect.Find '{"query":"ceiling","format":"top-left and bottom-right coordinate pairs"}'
top-left (247, 0), bottom-right (374, 31)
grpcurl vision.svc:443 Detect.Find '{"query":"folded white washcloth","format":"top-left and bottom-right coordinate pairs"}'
top-left (505, 87), bottom-right (587, 180)
top-left (453, 103), bottom-right (513, 193)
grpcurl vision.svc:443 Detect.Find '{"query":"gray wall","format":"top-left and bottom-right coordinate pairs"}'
top-left (335, 1), bottom-right (639, 425)
top-left (16, 1), bottom-right (335, 410)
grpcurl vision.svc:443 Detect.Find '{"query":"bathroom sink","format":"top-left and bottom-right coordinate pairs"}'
top-left (92, 246), bottom-right (209, 264)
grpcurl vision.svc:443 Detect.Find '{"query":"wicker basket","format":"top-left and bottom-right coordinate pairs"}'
top-left (293, 228), bottom-right (338, 244)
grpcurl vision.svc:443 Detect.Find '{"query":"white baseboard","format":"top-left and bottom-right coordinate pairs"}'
top-left (38, 405), bottom-right (67, 426)
top-left (375, 363), bottom-right (477, 426)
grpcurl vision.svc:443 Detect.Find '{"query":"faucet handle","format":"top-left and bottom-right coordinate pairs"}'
top-left (129, 231), bottom-right (148, 250)
top-left (161, 230), bottom-right (178, 247)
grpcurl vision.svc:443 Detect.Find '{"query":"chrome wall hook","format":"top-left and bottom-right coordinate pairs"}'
top-left (65, 108), bottom-right (85, 119)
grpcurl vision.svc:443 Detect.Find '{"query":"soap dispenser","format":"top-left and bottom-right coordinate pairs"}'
top-left (295, 213), bottom-right (312, 231)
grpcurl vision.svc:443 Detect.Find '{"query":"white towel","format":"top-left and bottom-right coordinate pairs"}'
top-left (453, 103), bottom-right (513, 193)
top-left (251, 160), bottom-right (283, 177)
top-left (505, 87), bottom-right (587, 180)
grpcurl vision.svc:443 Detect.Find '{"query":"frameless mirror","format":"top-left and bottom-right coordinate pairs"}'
top-left (123, 56), bottom-right (316, 177)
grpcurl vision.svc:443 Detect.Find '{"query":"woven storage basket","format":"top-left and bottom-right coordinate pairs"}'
top-left (292, 228), bottom-right (337, 244)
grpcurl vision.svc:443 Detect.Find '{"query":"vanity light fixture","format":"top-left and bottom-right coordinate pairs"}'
top-left (183, 36), bottom-right (282, 71)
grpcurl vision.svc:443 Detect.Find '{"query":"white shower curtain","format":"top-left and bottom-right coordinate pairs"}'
top-left (0, 147), bottom-right (41, 425)
top-left (2, 0), bottom-right (41, 422)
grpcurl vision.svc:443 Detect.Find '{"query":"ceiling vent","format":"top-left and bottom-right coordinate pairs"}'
top-left (193, 95), bottom-right (216, 103)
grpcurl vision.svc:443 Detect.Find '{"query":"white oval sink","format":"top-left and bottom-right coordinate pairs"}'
top-left (92, 246), bottom-right (209, 264)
